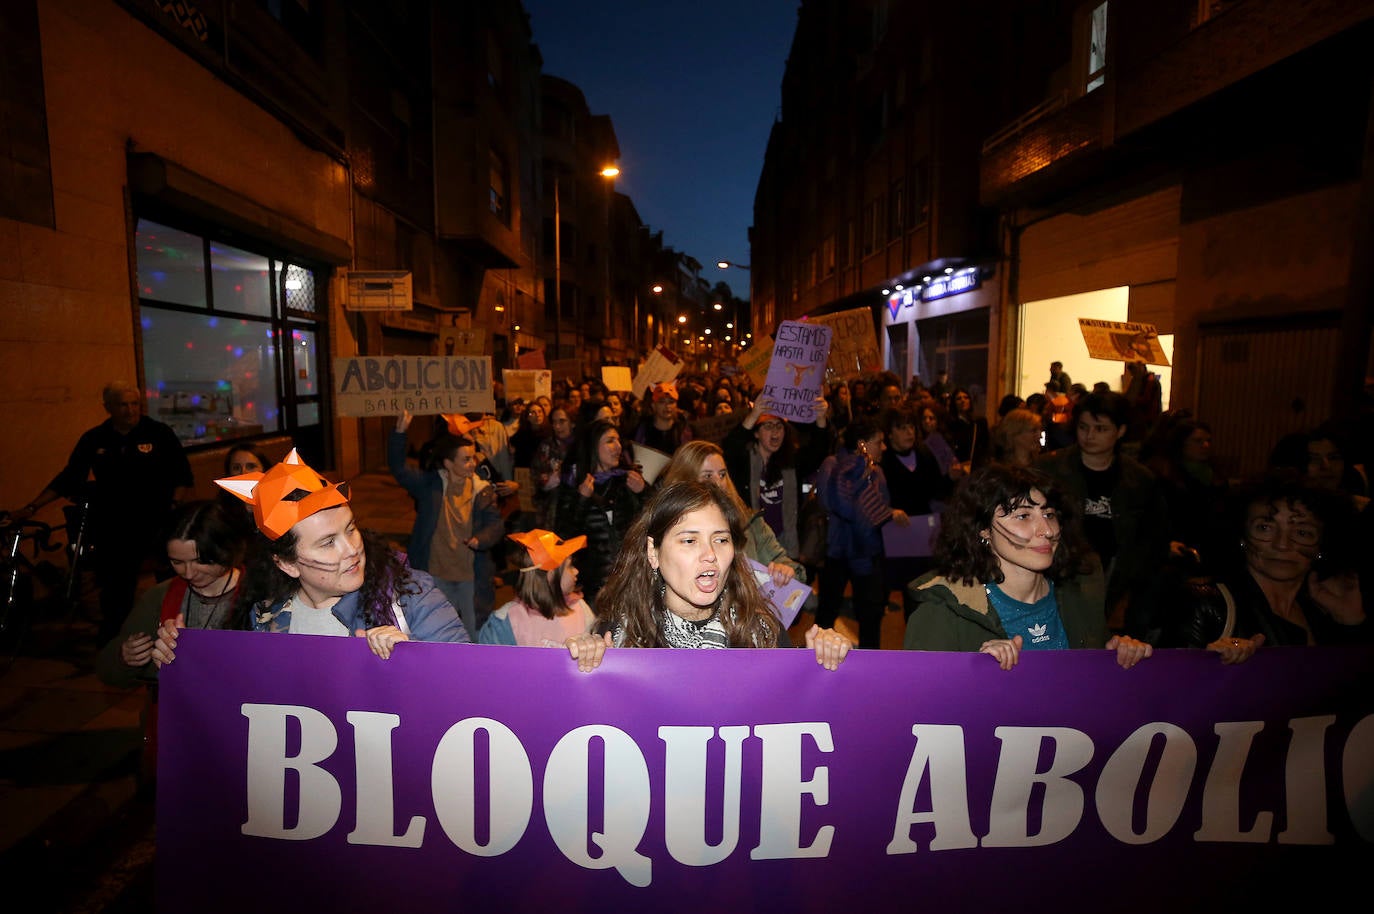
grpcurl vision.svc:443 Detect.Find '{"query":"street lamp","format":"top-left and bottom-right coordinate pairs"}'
top-left (551, 163), bottom-right (622, 362)
top-left (716, 260), bottom-right (751, 270)
top-left (598, 163), bottom-right (619, 353)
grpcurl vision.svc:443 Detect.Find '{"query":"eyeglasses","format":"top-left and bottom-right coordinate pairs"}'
top-left (1246, 518), bottom-right (1320, 547)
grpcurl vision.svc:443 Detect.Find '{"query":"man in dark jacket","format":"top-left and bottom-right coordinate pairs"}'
top-left (1037, 391), bottom-right (1169, 640)
top-left (12, 382), bottom-right (193, 643)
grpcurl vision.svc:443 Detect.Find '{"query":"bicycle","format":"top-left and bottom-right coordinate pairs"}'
top-left (0, 502), bottom-right (89, 669)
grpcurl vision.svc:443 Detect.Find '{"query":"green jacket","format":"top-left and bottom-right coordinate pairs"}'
top-left (903, 563), bottom-right (1107, 652)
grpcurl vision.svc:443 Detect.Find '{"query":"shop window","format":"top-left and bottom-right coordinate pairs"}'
top-left (281, 263), bottom-right (317, 313)
top-left (210, 241), bottom-right (273, 318)
top-left (137, 222), bottom-right (208, 308)
top-left (135, 217), bottom-right (325, 449)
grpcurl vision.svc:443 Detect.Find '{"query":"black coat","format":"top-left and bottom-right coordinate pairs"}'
top-left (881, 443), bottom-right (952, 516)
top-left (554, 474), bottom-right (645, 606)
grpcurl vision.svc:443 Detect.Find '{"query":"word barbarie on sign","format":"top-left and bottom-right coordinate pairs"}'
top-left (333, 356), bottom-right (495, 417)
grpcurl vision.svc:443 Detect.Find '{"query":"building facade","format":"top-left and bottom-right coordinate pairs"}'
top-left (751, 0), bottom-right (1026, 413)
top-left (1, 0), bottom-right (697, 513)
top-left (981, 0), bottom-right (1374, 476)
top-left (754, 0), bottom-right (1373, 476)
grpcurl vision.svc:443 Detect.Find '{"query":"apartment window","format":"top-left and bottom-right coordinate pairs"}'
top-left (1190, 0), bottom-right (1241, 28)
top-left (1086, 2), bottom-right (1108, 93)
top-left (1, 0), bottom-right (53, 228)
top-left (911, 159), bottom-right (930, 228)
top-left (861, 199), bottom-right (885, 257)
top-left (259, 0), bottom-right (323, 58)
top-left (134, 217), bottom-right (325, 448)
top-left (889, 180), bottom-right (905, 241)
top-left (489, 148), bottom-right (509, 225)
top-left (822, 234), bottom-right (836, 276)
top-left (486, 31), bottom-right (505, 93)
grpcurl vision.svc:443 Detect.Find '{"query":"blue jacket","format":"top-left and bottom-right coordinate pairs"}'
top-left (250, 567), bottom-right (470, 642)
top-left (817, 448), bottom-right (892, 575)
top-left (388, 429), bottom-right (505, 577)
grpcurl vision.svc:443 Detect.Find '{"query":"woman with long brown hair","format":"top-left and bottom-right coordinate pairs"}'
top-left (563, 482), bottom-right (850, 671)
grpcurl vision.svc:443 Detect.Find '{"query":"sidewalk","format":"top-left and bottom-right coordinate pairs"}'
top-left (0, 471), bottom-right (422, 911)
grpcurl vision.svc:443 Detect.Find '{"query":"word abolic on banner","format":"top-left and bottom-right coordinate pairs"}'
top-left (157, 634), bottom-right (1373, 914)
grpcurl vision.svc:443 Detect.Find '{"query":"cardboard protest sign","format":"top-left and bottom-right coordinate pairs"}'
top-left (632, 347), bottom-right (684, 400)
top-left (881, 513), bottom-right (941, 557)
top-left (602, 366), bottom-right (633, 393)
top-left (689, 411), bottom-right (744, 444)
top-left (757, 321), bottom-right (832, 423)
top-left (334, 356), bottom-right (494, 417)
top-left (739, 334), bottom-right (773, 388)
top-left (514, 467), bottom-right (535, 513)
top-left (809, 307), bottom-right (881, 381)
top-left (502, 369), bottom-right (552, 404)
top-left (438, 326), bottom-right (486, 357)
top-left (630, 444), bottom-right (671, 485)
top-left (517, 349), bottom-right (546, 369)
top-left (1078, 319), bottom-right (1171, 366)
top-left (746, 558), bottom-right (811, 629)
top-left (550, 358), bottom-right (584, 384)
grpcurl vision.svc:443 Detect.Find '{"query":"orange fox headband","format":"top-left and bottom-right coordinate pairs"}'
top-left (215, 448), bottom-right (350, 540)
top-left (508, 529), bottom-right (586, 572)
top-left (441, 413), bottom-right (480, 437)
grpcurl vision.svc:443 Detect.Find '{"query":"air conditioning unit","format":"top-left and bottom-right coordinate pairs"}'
top-left (342, 270), bottom-right (413, 311)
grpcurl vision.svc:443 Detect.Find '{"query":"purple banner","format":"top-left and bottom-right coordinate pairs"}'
top-left (158, 633), bottom-right (1372, 913)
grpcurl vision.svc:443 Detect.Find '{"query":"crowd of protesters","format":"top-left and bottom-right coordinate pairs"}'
top-left (9, 358), bottom-right (1371, 734)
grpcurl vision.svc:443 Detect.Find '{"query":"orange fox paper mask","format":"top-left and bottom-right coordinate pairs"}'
top-left (215, 448), bottom-right (350, 540)
top-left (507, 529), bottom-right (586, 572)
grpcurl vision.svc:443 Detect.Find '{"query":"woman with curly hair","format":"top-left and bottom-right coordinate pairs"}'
top-left (903, 463), bottom-right (1152, 671)
top-left (151, 449), bottom-right (469, 668)
top-left (562, 481), bottom-right (851, 672)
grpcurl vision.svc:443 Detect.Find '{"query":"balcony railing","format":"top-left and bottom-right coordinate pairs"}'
top-left (981, 90), bottom-right (1069, 156)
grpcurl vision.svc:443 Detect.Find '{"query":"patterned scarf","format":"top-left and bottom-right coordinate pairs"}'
top-left (656, 604), bottom-right (731, 649)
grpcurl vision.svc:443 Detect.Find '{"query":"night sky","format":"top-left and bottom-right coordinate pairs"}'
top-left (520, 1), bottom-right (801, 302)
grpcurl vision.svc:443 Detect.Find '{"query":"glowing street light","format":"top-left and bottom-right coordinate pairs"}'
top-left (600, 165), bottom-right (621, 178)
top-left (716, 260), bottom-right (751, 270)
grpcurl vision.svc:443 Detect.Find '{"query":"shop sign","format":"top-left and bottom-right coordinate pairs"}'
top-left (921, 268), bottom-right (981, 302)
